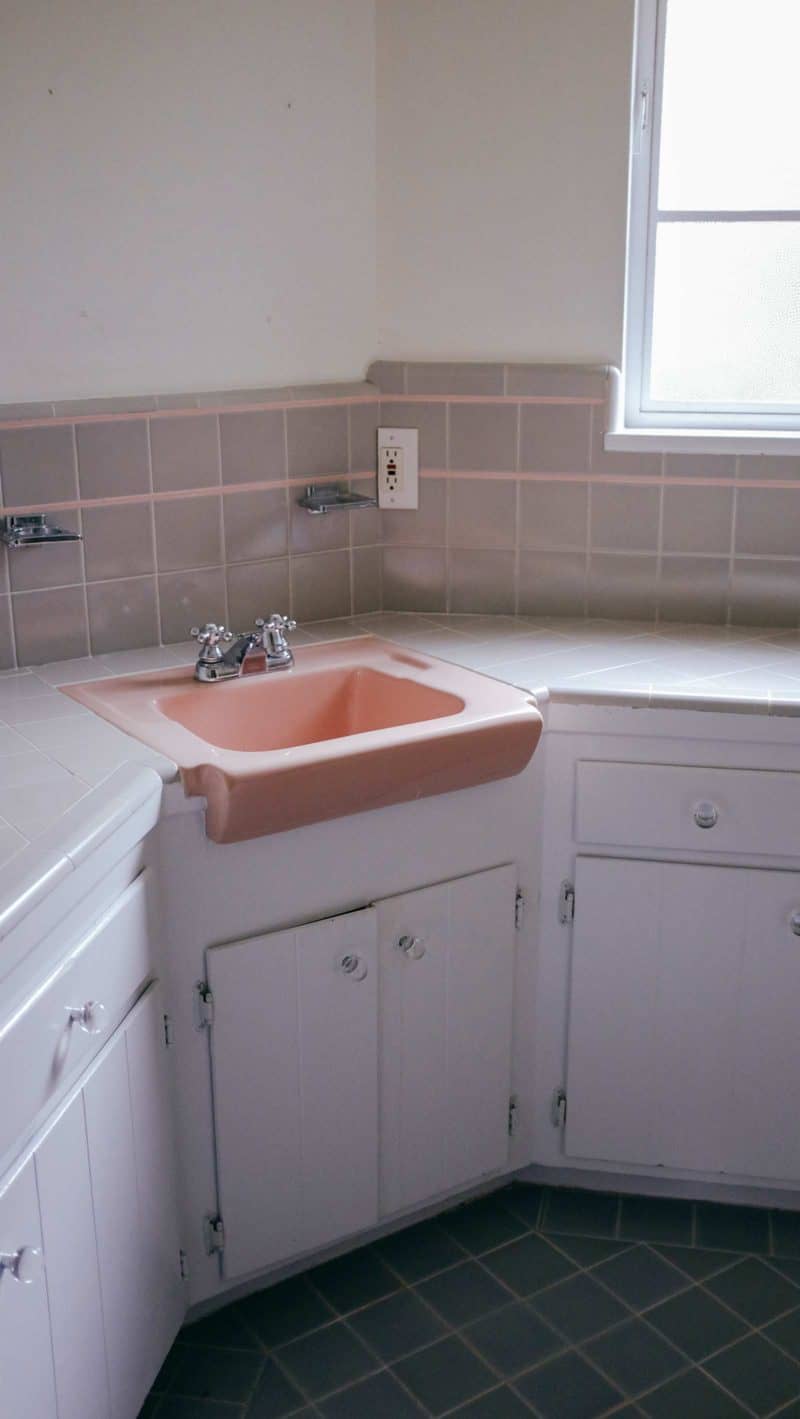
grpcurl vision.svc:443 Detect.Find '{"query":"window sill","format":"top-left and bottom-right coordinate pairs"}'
top-left (605, 429), bottom-right (800, 456)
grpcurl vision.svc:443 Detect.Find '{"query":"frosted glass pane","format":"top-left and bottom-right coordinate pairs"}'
top-left (659, 0), bottom-right (800, 211)
top-left (649, 223), bottom-right (800, 405)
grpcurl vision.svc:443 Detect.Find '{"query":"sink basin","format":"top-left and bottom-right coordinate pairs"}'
top-left (63, 637), bottom-right (543, 843)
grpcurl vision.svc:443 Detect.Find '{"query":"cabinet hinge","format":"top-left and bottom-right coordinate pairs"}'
top-left (163, 1013), bottom-right (174, 1048)
top-left (514, 890), bottom-right (525, 931)
top-left (508, 1093), bottom-right (520, 1137)
top-left (550, 1087), bottom-right (567, 1128)
top-left (203, 1214), bottom-right (225, 1256)
top-left (179, 1249), bottom-right (190, 1281)
top-left (558, 880), bottom-right (575, 925)
top-left (194, 981), bottom-right (215, 1029)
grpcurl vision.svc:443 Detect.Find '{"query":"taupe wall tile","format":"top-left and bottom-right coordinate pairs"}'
top-left (587, 553), bottom-right (659, 619)
top-left (590, 407), bottom-right (661, 479)
top-left (591, 484), bottom-right (660, 551)
top-left (449, 549), bottom-right (515, 614)
top-left (350, 479), bottom-right (382, 546)
top-left (349, 403), bottom-right (379, 473)
top-left (506, 365), bottom-right (607, 399)
top-left (76, 420), bottom-right (149, 499)
top-left (449, 404), bottom-right (517, 471)
top-left (220, 410), bottom-right (286, 484)
top-left (223, 489), bottom-right (288, 563)
top-left (290, 495), bottom-right (349, 555)
top-left (82, 504), bottom-right (155, 581)
top-left (406, 362), bottom-right (504, 396)
top-left (662, 486), bottom-right (733, 555)
top-left (658, 557), bottom-right (729, 624)
top-left (739, 455), bottom-right (800, 481)
top-left (520, 481), bottom-right (588, 550)
top-left (520, 405), bottom-right (590, 473)
top-left (380, 402), bottom-right (446, 469)
top-left (8, 510), bottom-right (83, 591)
top-left (366, 361), bottom-right (406, 394)
top-left (292, 549), bottom-right (351, 621)
top-left (158, 567), bottom-right (226, 643)
top-left (729, 560), bottom-right (800, 627)
top-left (13, 586), bottom-right (89, 663)
top-left (87, 576), bottom-right (159, 654)
top-left (447, 479), bottom-right (516, 549)
top-left (155, 496), bottom-right (222, 571)
top-left (735, 488), bottom-right (800, 557)
top-left (518, 550), bottom-right (586, 617)
top-left (352, 546), bottom-right (382, 615)
top-left (287, 406), bottom-right (348, 480)
top-left (150, 414), bottom-right (220, 491)
top-left (226, 559), bottom-right (290, 627)
top-left (0, 598), bottom-right (14, 669)
top-left (382, 478), bottom-right (446, 546)
top-left (382, 547), bottom-right (446, 612)
top-left (0, 425), bottom-right (77, 506)
top-left (664, 453), bottom-right (736, 480)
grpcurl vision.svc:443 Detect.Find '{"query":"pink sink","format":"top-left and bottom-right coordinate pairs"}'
top-left (63, 637), bottom-right (543, 844)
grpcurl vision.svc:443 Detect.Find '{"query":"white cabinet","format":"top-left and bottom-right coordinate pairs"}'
top-left (0, 1159), bottom-right (58, 1419)
top-left (0, 984), bottom-right (184, 1419)
top-left (564, 856), bottom-right (800, 1182)
top-left (379, 864), bottom-right (517, 1216)
top-left (207, 908), bottom-right (379, 1281)
top-left (205, 864), bottom-right (518, 1280)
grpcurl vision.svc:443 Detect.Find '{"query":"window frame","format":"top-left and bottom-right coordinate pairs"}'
top-left (622, 0), bottom-right (800, 434)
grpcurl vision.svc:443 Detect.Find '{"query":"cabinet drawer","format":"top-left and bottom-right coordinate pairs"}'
top-left (575, 761), bottom-right (800, 858)
top-left (0, 872), bottom-right (153, 1161)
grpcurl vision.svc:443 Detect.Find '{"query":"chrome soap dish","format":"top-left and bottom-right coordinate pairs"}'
top-left (0, 514), bottom-right (83, 548)
top-left (297, 483), bottom-right (377, 516)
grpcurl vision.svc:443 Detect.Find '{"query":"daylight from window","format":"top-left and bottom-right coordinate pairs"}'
top-left (647, 0), bottom-right (800, 409)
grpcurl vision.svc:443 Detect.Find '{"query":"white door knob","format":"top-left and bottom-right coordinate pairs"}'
top-left (693, 801), bottom-right (719, 829)
top-left (790, 911), bottom-right (800, 938)
top-left (339, 954), bottom-right (368, 981)
top-left (67, 1001), bottom-right (106, 1035)
top-left (0, 1247), bottom-right (42, 1285)
top-left (397, 934), bottom-right (426, 960)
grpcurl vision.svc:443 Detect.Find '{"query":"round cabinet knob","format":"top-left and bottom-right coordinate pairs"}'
top-left (67, 1000), bottom-right (106, 1035)
top-left (397, 934), bottom-right (426, 960)
top-left (0, 1247), bottom-right (42, 1285)
top-left (791, 911), bottom-right (800, 938)
top-left (339, 953), bottom-right (368, 981)
top-left (693, 801), bottom-right (719, 830)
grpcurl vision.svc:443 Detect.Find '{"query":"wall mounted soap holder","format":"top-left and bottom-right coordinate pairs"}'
top-left (297, 484), bottom-right (377, 516)
top-left (0, 514), bottom-right (83, 548)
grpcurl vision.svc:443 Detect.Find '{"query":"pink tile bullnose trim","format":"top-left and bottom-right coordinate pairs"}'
top-left (63, 635), bottom-right (543, 843)
top-left (0, 393), bottom-right (381, 432)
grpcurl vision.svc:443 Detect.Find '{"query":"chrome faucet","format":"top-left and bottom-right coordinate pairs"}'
top-left (191, 613), bottom-right (297, 683)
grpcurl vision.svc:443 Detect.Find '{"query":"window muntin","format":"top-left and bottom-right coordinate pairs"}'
top-left (626, 0), bottom-right (800, 427)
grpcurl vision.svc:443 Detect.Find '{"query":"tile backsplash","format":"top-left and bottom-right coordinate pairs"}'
top-left (1, 361), bottom-right (800, 667)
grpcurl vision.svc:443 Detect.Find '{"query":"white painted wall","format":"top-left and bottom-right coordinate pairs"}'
top-left (376, 0), bottom-right (635, 366)
top-left (0, 0), bottom-right (376, 401)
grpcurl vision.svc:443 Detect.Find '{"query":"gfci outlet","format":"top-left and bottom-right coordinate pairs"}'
top-left (378, 427), bottom-right (419, 509)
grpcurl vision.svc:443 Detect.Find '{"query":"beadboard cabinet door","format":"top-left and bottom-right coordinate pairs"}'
top-left (0, 1159), bottom-right (57, 1419)
top-left (379, 864), bottom-right (517, 1216)
top-left (207, 908), bottom-right (379, 1281)
top-left (564, 856), bottom-right (800, 1182)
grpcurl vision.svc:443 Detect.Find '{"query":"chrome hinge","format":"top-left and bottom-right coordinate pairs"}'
top-left (163, 1013), bottom-right (174, 1048)
top-left (203, 1214), bottom-right (225, 1256)
top-left (508, 1093), bottom-right (520, 1137)
top-left (179, 1249), bottom-right (189, 1281)
top-left (514, 890), bottom-right (525, 931)
top-left (194, 981), bottom-right (215, 1029)
top-left (558, 880), bottom-right (575, 925)
top-left (550, 1087), bottom-right (567, 1129)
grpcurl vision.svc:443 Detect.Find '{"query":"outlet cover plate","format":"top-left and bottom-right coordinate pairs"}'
top-left (378, 427), bottom-right (419, 510)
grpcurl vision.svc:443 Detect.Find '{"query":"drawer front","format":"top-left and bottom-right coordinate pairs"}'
top-left (0, 872), bottom-right (153, 1161)
top-left (575, 761), bottom-right (800, 858)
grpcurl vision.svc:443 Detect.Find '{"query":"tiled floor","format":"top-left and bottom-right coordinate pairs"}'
top-left (142, 1185), bottom-right (800, 1417)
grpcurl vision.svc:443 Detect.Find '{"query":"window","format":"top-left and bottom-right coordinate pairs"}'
top-left (623, 0), bottom-right (800, 433)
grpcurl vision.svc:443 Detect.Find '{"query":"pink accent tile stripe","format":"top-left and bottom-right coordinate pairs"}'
top-left (0, 472), bottom-right (368, 517)
top-left (380, 393), bottom-right (606, 406)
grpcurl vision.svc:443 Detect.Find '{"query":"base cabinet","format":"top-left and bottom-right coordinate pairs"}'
top-left (565, 856), bottom-right (800, 1181)
top-left (206, 864), bottom-right (518, 1282)
top-left (0, 984), bottom-right (184, 1419)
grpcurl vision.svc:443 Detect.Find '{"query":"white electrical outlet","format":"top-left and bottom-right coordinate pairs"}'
top-left (378, 427), bottom-right (418, 509)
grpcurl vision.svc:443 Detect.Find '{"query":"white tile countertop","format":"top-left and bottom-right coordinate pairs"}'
top-left (3, 611), bottom-right (800, 880)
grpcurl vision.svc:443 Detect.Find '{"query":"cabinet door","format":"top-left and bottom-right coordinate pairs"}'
top-left (84, 985), bottom-right (184, 1419)
top-left (564, 857), bottom-right (800, 1181)
top-left (0, 1159), bottom-right (57, 1419)
top-left (379, 864), bottom-right (517, 1216)
top-left (35, 1092), bottom-right (109, 1419)
top-left (207, 908), bottom-right (378, 1280)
